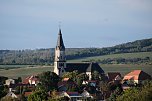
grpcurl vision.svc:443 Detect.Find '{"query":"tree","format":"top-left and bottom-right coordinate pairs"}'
top-left (38, 71), bottom-right (60, 91)
top-left (28, 90), bottom-right (47, 101)
top-left (116, 81), bottom-right (152, 101)
top-left (62, 70), bottom-right (78, 80)
top-left (0, 85), bottom-right (8, 99)
top-left (17, 77), bottom-right (22, 83)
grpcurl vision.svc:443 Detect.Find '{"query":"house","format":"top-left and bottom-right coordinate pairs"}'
top-left (81, 90), bottom-right (93, 100)
top-left (59, 91), bottom-right (70, 99)
top-left (4, 91), bottom-right (18, 98)
top-left (123, 70), bottom-right (151, 84)
top-left (23, 75), bottom-right (39, 85)
top-left (5, 79), bottom-right (15, 86)
top-left (107, 72), bottom-right (122, 83)
top-left (82, 80), bottom-right (97, 87)
top-left (53, 29), bottom-right (105, 79)
top-left (59, 91), bottom-right (93, 101)
top-left (58, 79), bottom-right (78, 92)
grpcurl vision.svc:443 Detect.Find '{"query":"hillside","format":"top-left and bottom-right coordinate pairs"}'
top-left (68, 52), bottom-right (152, 64)
top-left (0, 64), bottom-right (152, 78)
top-left (0, 38), bottom-right (152, 65)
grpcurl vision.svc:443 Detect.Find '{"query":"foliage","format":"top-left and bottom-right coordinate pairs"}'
top-left (0, 85), bottom-right (8, 99)
top-left (17, 77), bottom-right (22, 83)
top-left (38, 71), bottom-right (60, 91)
top-left (62, 71), bottom-right (89, 92)
top-left (62, 70), bottom-right (78, 80)
top-left (48, 96), bottom-right (70, 101)
top-left (1, 96), bottom-right (19, 101)
top-left (27, 90), bottom-right (48, 101)
top-left (63, 71), bottom-right (88, 84)
top-left (116, 81), bottom-right (152, 101)
top-left (0, 76), bottom-right (8, 84)
top-left (92, 71), bottom-right (106, 81)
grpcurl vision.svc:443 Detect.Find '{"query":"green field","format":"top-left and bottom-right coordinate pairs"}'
top-left (0, 66), bottom-right (53, 79)
top-left (67, 52), bottom-right (152, 63)
top-left (0, 64), bottom-right (151, 79)
top-left (101, 64), bottom-right (152, 76)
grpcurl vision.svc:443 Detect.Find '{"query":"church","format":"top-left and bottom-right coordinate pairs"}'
top-left (53, 29), bottom-right (104, 79)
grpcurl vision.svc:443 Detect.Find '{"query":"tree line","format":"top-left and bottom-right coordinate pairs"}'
top-left (0, 38), bottom-right (152, 65)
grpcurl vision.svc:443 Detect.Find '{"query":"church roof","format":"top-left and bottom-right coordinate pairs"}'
top-left (56, 29), bottom-right (65, 51)
top-left (65, 62), bottom-right (104, 74)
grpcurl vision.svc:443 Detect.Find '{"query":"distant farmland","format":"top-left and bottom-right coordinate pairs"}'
top-left (0, 65), bottom-right (53, 79)
top-left (68, 52), bottom-right (152, 64)
top-left (100, 64), bottom-right (152, 76)
top-left (0, 64), bottom-right (151, 79)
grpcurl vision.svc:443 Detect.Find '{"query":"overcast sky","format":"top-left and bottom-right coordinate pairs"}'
top-left (0, 0), bottom-right (152, 50)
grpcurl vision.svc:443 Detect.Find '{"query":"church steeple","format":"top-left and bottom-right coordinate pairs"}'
top-left (54, 28), bottom-right (66, 76)
top-left (56, 29), bottom-right (65, 51)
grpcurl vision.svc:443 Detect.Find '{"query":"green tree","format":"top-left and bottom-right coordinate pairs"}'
top-left (116, 81), bottom-right (152, 101)
top-left (28, 90), bottom-right (47, 101)
top-left (62, 70), bottom-right (78, 80)
top-left (0, 85), bottom-right (8, 99)
top-left (38, 71), bottom-right (60, 91)
top-left (17, 77), bottom-right (22, 83)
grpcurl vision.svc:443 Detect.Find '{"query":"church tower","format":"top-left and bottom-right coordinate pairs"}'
top-left (53, 29), bottom-right (66, 76)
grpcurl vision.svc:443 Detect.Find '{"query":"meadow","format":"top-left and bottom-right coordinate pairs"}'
top-left (0, 64), bottom-right (151, 79)
top-left (67, 52), bottom-right (152, 63)
top-left (0, 65), bottom-right (53, 79)
top-left (100, 64), bottom-right (152, 76)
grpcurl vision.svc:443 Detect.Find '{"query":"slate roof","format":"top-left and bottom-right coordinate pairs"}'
top-left (65, 62), bottom-right (104, 74)
top-left (56, 29), bottom-right (65, 51)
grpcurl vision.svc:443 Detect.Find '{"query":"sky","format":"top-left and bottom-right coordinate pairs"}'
top-left (0, 0), bottom-right (152, 50)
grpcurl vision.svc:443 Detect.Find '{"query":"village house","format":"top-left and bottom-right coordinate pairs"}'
top-left (23, 75), bottom-right (39, 86)
top-left (5, 79), bottom-right (15, 86)
top-left (123, 70), bottom-right (151, 84)
top-left (107, 72), bottom-right (122, 84)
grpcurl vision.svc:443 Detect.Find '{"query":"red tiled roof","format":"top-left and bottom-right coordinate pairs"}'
top-left (126, 70), bottom-right (141, 76)
top-left (22, 75), bottom-right (39, 84)
top-left (123, 70), bottom-right (151, 80)
top-left (24, 92), bottom-right (32, 97)
top-left (63, 78), bottom-right (70, 81)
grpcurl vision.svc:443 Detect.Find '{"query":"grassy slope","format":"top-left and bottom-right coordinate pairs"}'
top-left (101, 64), bottom-right (152, 76)
top-left (0, 64), bottom-right (151, 79)
top-left (67, 52), bottom-right (152, 62)
top-left (0, 66), bottom-right (54, 79)
top-left (0, 52), bottom-right (152, 79)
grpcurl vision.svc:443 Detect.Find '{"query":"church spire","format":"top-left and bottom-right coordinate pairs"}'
top-left (56, 29), bottom-right (65, 51)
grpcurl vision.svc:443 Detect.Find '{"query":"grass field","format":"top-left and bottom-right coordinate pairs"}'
top-left (67, 52), bottom-right (152, 63)
top-left (101, 64), bottom-right (152, 76)
top-left (0, 64), bottom-right (151, 79)
top-left (0, 66), bottom-right (53, 79)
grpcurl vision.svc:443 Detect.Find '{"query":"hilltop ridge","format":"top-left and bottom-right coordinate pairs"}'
top-left (0, 38), bottom-right (152, 65)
